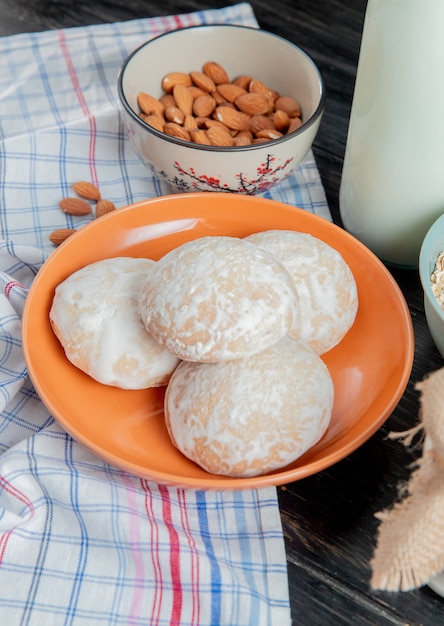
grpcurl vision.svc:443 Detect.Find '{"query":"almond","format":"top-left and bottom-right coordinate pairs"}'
top-left (137, 92), bottom-right (165, 117)
top-left (95, 199), bottom-right (116, 217)
top-left (256, 128), bottom-right (283, 141)
top-left (59, 197), bottom-right (92, 216)
top-left (140, 62), bottom-right (304, 147)
top-left (202, 61), bottom-right (230, 85)
top-left (234, 92), bottom-right (271, 115)
top-left (161, 72), bottom-right (192, 93)
top-left (49, 228), bottom-right (76, 245)
top-left (216, 83), bottom-right (247, 103)
top-left (164, 122), bottom-right (191, 141)
top-left (184, 115), bottom-right (199, 130)
top-left (193, 95), bottom-right (216, 117)
top-left (232, 75), bottom-right (252, 90)
top-left (212, 90), bottom-right (228, 105)
top-left (190, 71), bottom-right (216, 93)
top-left (207, 125), bottom-right (235, 146)
top-left (71, 181), bottom-right (101, 201)
top-left (165, 106), bottom-right (185, 125)
top-left (288, 117), bottom-right (303, 132)
top-left (214, 101), bottom-right (236, 110)
top-left (269, 90), bottom-right (280, 103)
top-left (205, 119), bottom-right (230, 130)
top-left (187, 85), bottom-right (208, 99)
top-left (144, 114), bottom-right (165, 133)
top-left (273, 109), bottom-right (290, 131)
top-left (233, 130), bottom-right (253, 146)
top-left (248, 79), bottom-right (275, 109)
top-left (190, 129), bottom-right (212, 145)
top-left (253, 136), bottom-right (272, 144)
top-left (248, 114), bottom-right (275, 135)
top-left (195, 116), bottom-right (210, 128)
top-left (274, 96), bottom-right (301, 117)
top-left (173, 84), bottom-right (193, 116)
top-left (249, 78), bottom-right (274, 98)
top-left (214, 106), bottom-right (250, 131)
top-left (160, 93), bottom-right (176, 109)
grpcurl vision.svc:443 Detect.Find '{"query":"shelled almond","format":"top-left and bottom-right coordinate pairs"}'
top-left (137, 61), bottom-right (303, 147)
top-left (59, 197), bottom-right (92, 216)
top-left (50, 182), bottom-right (118, 245)
top-left (96, 199), bottom-right (116, 217)
top-left (49, 228), bottom-right (77, 245)
top-left (71, 181), bottom-right (101, 201)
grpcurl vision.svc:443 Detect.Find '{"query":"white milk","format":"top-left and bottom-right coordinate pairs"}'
top-left (339, 0), bottom-right (444, 268)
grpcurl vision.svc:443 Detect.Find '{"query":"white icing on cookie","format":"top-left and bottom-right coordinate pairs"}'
top-left (50, 257), bottom-right (180, 389)
top-left (165, 336), bottom-right (334, 477)
top-left (138, 236), bottom-right (300, 362)
top-left (246, 230), bottom-right (358, 354)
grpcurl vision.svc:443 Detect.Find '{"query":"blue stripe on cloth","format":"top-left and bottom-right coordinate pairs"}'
top-left (19, 435), bottom-right (54, 625)
top-left (233, 491), bottom-right (261, 625)
top-left (105, 465), bottom-right (127, 626)
top-left (64, 434), bottom-right (90, 626)
top-left (195, 490), bottom-right (222, 625)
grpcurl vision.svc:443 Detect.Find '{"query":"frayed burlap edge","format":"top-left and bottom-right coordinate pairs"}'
top-left (370, 367), bottom-right (444, 592)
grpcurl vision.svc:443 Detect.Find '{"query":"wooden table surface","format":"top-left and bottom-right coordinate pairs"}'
top-left (2, 1), bottom-right (443, 624)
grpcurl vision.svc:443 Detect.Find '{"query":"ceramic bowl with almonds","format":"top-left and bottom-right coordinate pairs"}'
top-left (118, 24), bottom-right (326, 195)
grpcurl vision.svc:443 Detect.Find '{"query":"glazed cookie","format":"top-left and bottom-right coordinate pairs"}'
top-left (138, 235), bottom-right (300, 362)
top-left (50, 257), bottom-right (180, 389)
top-left (246, 229), bottom-right (358, 354)
top-left (164, 336), bottom-right (334, 477)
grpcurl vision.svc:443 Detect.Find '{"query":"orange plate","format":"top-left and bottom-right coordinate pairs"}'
top-left (22, 193), bottom-right (414, 489)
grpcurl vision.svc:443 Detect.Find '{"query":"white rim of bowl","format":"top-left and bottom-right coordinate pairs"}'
top-left (117, 24), bottom-right (327, 152)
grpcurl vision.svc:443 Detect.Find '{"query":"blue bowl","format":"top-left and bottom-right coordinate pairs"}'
top-left (419, 212), bottom-right (444, 359)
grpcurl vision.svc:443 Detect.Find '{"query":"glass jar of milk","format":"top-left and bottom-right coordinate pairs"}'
top-left (339, 0), bottom-right (444, 268)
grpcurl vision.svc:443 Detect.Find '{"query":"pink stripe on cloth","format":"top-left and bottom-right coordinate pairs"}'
top-left (58, 29), bottom-right (99, 189)
top-left (4, 280), bottom-right (25, 300)
top-left (159, 484), bottom-right (184, 624)
top-left (177, 488), bottom-right (201, 626)
top-left (123, 474), bottom-right (147, 624)
top-left (0, 475), bottom-right (35, 564)
top-left (141, 480), bottom-right (164, 626)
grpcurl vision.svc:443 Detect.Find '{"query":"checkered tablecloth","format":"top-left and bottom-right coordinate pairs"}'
top-left (0, 3), bottom-right (330, 624)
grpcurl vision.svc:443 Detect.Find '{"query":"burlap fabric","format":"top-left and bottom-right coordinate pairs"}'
top-left (371, 367), bottom-right (444, 591)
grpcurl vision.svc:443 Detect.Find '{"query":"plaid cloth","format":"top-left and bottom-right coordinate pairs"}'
top-left (0, 3), bottom-right (330, 624)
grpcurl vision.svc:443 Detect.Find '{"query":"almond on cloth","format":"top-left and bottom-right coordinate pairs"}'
top-left (95, 199), bottom-right (116, 217)
top-left (59, 197), bottom-right (92, 216)
top-left (49, 228), bottom-right (77, 245)
top-left (72, 181), bottom-right (101, 201)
